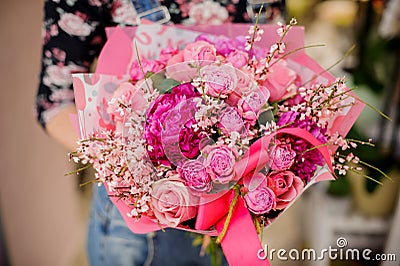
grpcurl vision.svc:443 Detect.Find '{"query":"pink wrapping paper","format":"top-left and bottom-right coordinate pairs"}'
top-left (71, 24), bottom-right (365, 265)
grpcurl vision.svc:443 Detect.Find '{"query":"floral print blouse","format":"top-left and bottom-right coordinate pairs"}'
top-left (36, 0), bottom-right (285, 128)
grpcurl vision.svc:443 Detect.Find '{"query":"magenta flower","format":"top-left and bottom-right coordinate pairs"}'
top-left (144, 83), bottom-right (202, 166)
top-left (277, 111), bottom-right (328, 181)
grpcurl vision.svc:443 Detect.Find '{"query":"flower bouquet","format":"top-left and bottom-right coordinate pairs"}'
top-left (70, 20), bottom-right (370, 265)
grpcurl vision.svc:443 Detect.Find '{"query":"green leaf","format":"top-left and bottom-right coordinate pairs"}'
top-left (147, 70), bottom-right (179, 94)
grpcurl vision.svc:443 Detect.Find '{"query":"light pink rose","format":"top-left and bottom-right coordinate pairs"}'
top-left (238, 88), bottom-right (270, 125)
top-left (159, 46), bottom-right (179, 64)
top-left (151, 178), bottom-right (199, 227)
top-left (108, 82), bottom-right (146, 123)
top-left (267, 171), bottom-right (304, 210)
top-left (58, 13), bottom-right (93, 37)
top-left (226, 50), bottom-right (248, 69)
top-left (243, 173), bottom-right (276, 214)
top-left (183, 41), bottom-right (217, 64)
top-left (219, 106), bottom-right (245, 134)
top-left (129, 59), bottom-right (164, 81)
top-left (178, 159), bottom-right (212, 193)
top-left (235, 69), bottom-right (255, 94)
top-left (261, 60), bottom-right (298, 102)
top-left (270, 140), bottom-right (297, 171)
top-left (205, 145), bottom-right (236, 184)
top-left (200, 64), bottom-right (238, 98)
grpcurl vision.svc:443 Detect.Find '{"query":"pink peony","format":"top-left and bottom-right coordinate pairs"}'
top-left (178, 159), bottom-right (212, 193)
top-left (219, 106), bottom-right (245, 135)
top-left (200, 64), bottom-right (238, 98)
top-left (270, 140), bottom-right (297, 171)
top-left (243, 174), bottom-right (276, 214)
top-left (144, 83), bottom-right (201, 166)
top-left (205, 145), bottom-right (236, 184)
top-left (267, 171), bottom-right (304, 210)
top-left (151, 178), bottom-right (199, 227)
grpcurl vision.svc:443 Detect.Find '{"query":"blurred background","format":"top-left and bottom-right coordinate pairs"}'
top-left (0, 0), bottom-right (399, 265)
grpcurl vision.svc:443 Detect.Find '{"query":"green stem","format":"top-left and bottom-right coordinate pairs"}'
top-left (215, 185), bottom-right (240, 244)
top-left (269, 44), bottom-right (325, 68)
top-left (64, 164), bottom-right (92, 176)
top-left (247, 5), bottom-right (264, 64)
top-left (79, 178), bottom-right (98, 187)
top-left (301, 44), bottom-right (356, 87)
top-left (348, 168), bottom-right (383, 185)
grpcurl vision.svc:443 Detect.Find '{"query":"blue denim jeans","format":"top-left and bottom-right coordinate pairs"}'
top-left (87, 185), bottom-right (227, 266)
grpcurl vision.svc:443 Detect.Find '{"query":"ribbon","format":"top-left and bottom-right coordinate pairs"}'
top-left (195, 127), bottom-right (335, 265)
top-left (216, 193), bottom-right (270, 266)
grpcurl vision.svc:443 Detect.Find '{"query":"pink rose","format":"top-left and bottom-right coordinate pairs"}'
top-left (267, 171), bottom-right (304, 210)
top-left (243, 173), bottom-right (276, 214)
top-left (235, 69), bottom-right (255, 94)
top-left (205, 145), bottom-right (236, 184)
top-left (178, 159), bottom-right (212, 193)
top-left (58, 13), bottom-right (93, 37)
top-left (159, 46), bottom-right (179, 64)
top-left (183, 41), bottom-right (217, 64)
top-left (270, 140), bottom-right (297, 171)
top-left (238, 88), bottom-right (270, 125)
top-left (151, 178), bottom-right (199, 227)
top-left (261, 60), bottom-right (298, 102)
top-left (200, 64), bottom-right (238, 98)
top-left (129, 59), bottom-right (164, 81)
top-left (226, 50), bottom-right (248, 69)
top-left (108, 82), bottom-right (147, 124)
top-left (219, 106), bottom-right (245, 134)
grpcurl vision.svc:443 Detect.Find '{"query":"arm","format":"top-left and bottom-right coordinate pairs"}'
top-left (35, 0), bottom-right (111, 151)
top-left (46, 105), bottom-right (80, 151)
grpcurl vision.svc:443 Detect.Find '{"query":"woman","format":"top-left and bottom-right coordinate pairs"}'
top-left (35, 0), bottom-right (285, 265)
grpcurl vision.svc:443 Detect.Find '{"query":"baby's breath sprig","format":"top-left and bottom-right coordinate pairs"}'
top-left (245, 5), bottom-right (265, 64)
